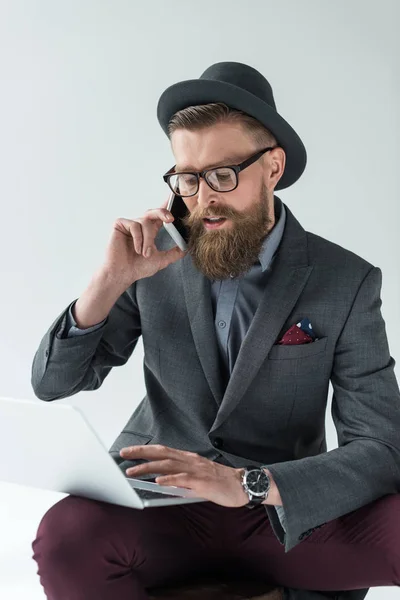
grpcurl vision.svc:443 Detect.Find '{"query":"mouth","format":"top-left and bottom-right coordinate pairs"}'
top-left (203, 217), bottom-right (228, 229)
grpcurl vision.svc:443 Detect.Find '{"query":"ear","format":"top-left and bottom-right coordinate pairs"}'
top-left (267, 146), bottom-right (286, 189)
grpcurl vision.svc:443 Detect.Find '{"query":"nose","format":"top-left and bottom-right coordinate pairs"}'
top-left (196, 177), bottom-right (218, 211)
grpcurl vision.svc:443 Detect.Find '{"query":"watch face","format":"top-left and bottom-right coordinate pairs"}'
top-left (246, 469), bottom-right (269, 495)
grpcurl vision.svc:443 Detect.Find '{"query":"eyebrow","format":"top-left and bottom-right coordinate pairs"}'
top-left (175, 153), bottom-right (245, 172)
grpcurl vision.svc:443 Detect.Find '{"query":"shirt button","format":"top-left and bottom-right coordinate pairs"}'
top-left (213, 437), bottom-right (223, 449)
top-left (218, 320), bottom-right (226, 328)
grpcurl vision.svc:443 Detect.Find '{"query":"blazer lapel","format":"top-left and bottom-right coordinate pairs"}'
top-left (181, 257), bottom-right (224, 408)
top-left (180, 199), bottom-right (313, 429)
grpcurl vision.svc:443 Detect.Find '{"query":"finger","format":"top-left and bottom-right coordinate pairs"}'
top-left (125, 458), bottom-right (182, 477)
top-left (156, 246), bottom-right (187, 269)
top-left (138, 209), bottom-right (174, 257)
top-left (120, 444), bottom-right (186, 459)
top-left (123, 220), bottom-right (143, 255)
top-left (119, 216), bottom-right (158, 257)
top-left (155, 473), bottom-right (192, 487)
top-left (116, 218), bottom-right (144, 256)
top-left (144, 208), bottom-right (173, 222)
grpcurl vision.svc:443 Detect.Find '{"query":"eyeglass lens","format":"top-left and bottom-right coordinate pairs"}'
top-left (169, 167), bottom-right (237, 196)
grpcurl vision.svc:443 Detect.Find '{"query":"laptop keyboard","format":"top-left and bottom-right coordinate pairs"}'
top-left (126, 479), bottom-right (185, 500)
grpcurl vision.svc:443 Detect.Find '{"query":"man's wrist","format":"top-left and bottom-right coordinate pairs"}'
top-left (236, 468), bottom-right (250, 506)
top-left (235, 467), bottom-right (283, 507)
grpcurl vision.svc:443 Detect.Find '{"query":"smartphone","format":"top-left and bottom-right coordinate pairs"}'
top-left (162, 189), bottom-right (189, 251)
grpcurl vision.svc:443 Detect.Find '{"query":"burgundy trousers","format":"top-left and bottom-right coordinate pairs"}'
top-left (31, 492), bottom-right (400, 599)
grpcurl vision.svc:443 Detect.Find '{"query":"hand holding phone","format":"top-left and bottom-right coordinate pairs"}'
top-left (100, 197), bottom-right (187, 287)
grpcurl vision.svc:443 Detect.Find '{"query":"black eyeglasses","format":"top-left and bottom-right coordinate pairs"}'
top-left (162, 146), bottom-right (278, 197)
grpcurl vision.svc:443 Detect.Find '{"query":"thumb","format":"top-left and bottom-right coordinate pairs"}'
top-left (160, 245), bottom-right (187, 267)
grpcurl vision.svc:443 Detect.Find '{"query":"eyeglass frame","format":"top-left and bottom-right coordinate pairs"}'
top-left (162, 145), bottom-right (279, 197)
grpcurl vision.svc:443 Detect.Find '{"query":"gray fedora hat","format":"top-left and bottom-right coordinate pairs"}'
top-left (157, 61), bottom-right (307, 191)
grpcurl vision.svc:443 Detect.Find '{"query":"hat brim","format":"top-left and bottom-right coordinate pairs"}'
top-left (157, 79), bottom-right (307, 190)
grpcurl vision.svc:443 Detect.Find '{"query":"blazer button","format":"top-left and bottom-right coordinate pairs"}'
top-left (213, 437), bottom-right (223, 449)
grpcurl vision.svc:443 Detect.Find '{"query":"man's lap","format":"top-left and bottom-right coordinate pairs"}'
top-left (32, 492), bottom-right (400, 592)
top-left (231, 494), bottom-right (400, 592)
top-left (31, 495), bottom-right (245, 590)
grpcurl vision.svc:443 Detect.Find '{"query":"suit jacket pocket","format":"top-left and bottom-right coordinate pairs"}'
top-left (268, 336), bottom-right (328, 360)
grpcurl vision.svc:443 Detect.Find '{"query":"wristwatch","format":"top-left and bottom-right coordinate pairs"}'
top-left (241, 465), bottom-right (270, 508)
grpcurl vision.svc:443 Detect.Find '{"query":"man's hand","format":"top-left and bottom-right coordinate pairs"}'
top-left (120, 444), bottom-right (249, 508)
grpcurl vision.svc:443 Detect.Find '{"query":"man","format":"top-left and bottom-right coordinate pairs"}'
top-left (31, 62), bottom-right (400, 600)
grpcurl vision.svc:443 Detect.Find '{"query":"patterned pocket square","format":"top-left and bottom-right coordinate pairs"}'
top-left (277, 317), bottom-right (319, 345)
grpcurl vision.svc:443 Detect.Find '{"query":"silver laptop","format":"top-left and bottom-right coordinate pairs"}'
top-left (0, 396), bottom-right (207, 508)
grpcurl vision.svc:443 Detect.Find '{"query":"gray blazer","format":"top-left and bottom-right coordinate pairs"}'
top-left (31, 200), bottom-right (400, 553)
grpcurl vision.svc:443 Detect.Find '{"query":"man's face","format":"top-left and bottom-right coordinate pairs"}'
top-left (171, 122), bottom-right (280, 281)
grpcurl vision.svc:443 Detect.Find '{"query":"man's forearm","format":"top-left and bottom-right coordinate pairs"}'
top-left (73, 268), bottom-right (130, 329)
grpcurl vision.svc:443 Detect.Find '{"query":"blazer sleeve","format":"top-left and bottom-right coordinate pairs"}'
top-left (265, 266), bottom-right (400, 553)
top-left (31, 282), bottom-right (141, 401)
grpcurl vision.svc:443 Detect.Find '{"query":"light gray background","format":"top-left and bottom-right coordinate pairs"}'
top-left (0, 1), bottom-right (399, 597)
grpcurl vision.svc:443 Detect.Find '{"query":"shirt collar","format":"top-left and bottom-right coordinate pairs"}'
top-left (257, 195), bottom-right (286, 272)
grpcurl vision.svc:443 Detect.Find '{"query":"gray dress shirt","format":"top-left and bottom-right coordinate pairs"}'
top-left (65, 200), bottom-right (287, 532)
